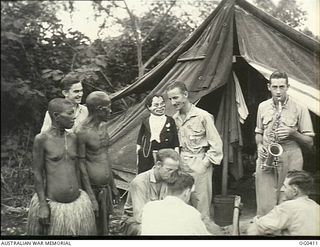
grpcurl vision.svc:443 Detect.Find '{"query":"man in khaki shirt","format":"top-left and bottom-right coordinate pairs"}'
top-left (255, 71), bottom-right (314, 216)
top-left (166, 81), bottom-right (223, 225)
top-left (248, 170), bottom-right (320, 236)
top-left (121, 148), bottom-right (180, 235)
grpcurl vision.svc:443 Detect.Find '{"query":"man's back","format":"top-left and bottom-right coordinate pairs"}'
top-left (141, 195), bottom-right (210, 235)
top-left (252, 196), bottom-right (320, 236)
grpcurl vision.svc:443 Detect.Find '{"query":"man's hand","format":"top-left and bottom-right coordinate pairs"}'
top-left (257, 144), bottom-right (268, 160)
top-left (38, 203), bottom-right (50, 227)
top-left (112, 187), bottom-right (120, 205)
top-left (202, 155), bottom-right (211, 168)
top-left (91, 198), bottom-right (99, 217)
top-left (276, 126), bottom-right (294, 141)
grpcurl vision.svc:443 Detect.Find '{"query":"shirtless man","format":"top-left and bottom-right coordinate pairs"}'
top-left (27, 98), bottom-right (96, 235)
top-left (77, 91), bottom-right (120, 236)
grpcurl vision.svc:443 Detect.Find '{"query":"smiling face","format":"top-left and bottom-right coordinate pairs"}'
top-left (147, 96), bottom-right (165, 116)
top-left (62, 82), bottom-right (83, 105)
top-left (268, 78), bottom-right (289, 104)
top-left (166, 87), bottom-right (188, 112)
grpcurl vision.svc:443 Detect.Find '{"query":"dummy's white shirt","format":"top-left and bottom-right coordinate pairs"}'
top-left (141, 195), bottom-right (210, 235)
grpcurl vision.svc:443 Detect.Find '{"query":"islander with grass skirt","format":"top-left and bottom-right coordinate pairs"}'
top-left (27, 98), bottom-right (96, 236)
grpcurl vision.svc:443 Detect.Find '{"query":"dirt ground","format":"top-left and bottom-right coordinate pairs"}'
top-left (1, 175), bottom-right (256, 237)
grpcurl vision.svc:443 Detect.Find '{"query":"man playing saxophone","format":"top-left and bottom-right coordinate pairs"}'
top-left (255, 70), bottom-right (314, 216)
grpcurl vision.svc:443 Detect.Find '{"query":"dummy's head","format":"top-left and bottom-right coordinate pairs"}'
top-left (281, 170), bottom-right (314, 200)
top-left (86, 91), bottom-right (111, 120)
top-left (167, 171), bottom-right (195, 203)
top-left (155, 149), bottom-right (180, 183)
top-left (48, 98), bottom-right (75, 129)
top-left (145, 94), bottom-right (165, 116)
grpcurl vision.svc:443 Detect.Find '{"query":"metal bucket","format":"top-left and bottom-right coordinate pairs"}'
top-left (213, 195), bottom-right (236, 226)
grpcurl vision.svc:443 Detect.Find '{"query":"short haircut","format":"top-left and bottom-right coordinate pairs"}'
top-left (86, 91), bottom-right (111, 114)
top-left (155, 148), bottom-right (180, 163)
top-left (144, 94), bottom-right (164, 108)
top-left (167, 171), bottom-right (194, 195)
top-left (287, 170), bottom-right (314, 195)
top-left (48, 98), bottom-right (73, 119)
top-left (166, 80), bottom-right (188, 94)
top-left (269, 70), bottom-right (288, 84)
top-left (60, 72), bottom-right (82, 91)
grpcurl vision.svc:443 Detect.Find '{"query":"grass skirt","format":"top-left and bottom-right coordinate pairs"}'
top-left (27, 190), bottom-right (96, 236)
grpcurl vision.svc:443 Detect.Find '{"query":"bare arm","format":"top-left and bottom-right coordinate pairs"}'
top-left (105, 144), bottom-right (120, 203)
top-left (276, 126), bottom-right (313, 149)
top-left (32, 134), bottom-right (50, 225)
top-left (76, 132), bottom-right (99, 214)
top-left (255, 133), bottom-right (268, 160)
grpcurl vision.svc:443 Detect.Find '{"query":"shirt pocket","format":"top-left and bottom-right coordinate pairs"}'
top-left (281, 115), bottom-right (298, 128)
top-left (262, 112), bottom-right (273, 129)
top-left (188, 123), bottom-right (205, 144)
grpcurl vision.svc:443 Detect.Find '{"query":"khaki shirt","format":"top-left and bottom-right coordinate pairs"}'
top-left (252, 196), bottom-right (320, 236)
top-left (123, 168), bottom-right (168, 223)
top-left (255, 97), bottom-right (315, 146)
top-left (173, 104), bottom-right (223, 165)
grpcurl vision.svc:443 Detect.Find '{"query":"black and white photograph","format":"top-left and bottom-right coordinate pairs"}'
top-left (1, 0), bottom-right (319, 241)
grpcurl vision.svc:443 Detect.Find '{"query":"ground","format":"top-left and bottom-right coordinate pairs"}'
top-left (0, 175), bottom-right (256, 237)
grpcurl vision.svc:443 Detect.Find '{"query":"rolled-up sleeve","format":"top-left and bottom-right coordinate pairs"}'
top-left (130, 180), bottom-right (148, 223)
top-left (254, 204), bottom-right (289, 235)
top-left (298, 106), bottom-right (315, 137)
top-left (203, 113), bottom-right (223, 165)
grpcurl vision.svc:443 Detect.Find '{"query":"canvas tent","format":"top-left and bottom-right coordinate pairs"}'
top-left (107, 0), bottom-right (320, 193)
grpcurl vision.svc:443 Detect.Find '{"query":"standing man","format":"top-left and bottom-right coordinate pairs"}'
top-left (141, 171), bottom-right (211, 235)
top-left (76, 91), bottom-right (120, 236)
top-left (27, 98), bottom-right (96, 235)
top-left (248, 170), bottom-right (320, 236)
top-left (121, 148), bottom-right (180, 235)
top-left (41, 72), bottom-right (88, 133)
top-left (255, 70), bottom-right (314, 216)
top-left (166, 81), bottom-right (223, 224)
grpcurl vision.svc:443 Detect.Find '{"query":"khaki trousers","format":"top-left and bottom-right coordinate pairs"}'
top-left (181, 152), bottom-right (213, 220)
top-left (255, 143), bottom-right (303, 216)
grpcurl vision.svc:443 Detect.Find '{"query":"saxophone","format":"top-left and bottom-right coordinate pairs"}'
top-left (261, 101), bottom-right (284, 170)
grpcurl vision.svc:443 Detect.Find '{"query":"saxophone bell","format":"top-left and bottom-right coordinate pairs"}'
top-left (260, 143), bottom-right (283, 170)
top-left (268, 143), bottom-right (283, 157)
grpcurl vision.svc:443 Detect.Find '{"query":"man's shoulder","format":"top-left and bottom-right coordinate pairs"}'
top-left (79, 104), bottom-right (88, 111)
top-left (287, 97), bottom-right (309, 112)
top-left (193, 105), bottom-right (212, 117)
top-left (131, 170), bottom-right (151, 185)
top-left (34, 132), bottom-right (48, 143)
top-left (258, 98), bottom-right (273, 108)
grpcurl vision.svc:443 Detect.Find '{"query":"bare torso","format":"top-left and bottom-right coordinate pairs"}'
top-left (44, 132), bottom-right (80, 203)
top-left (80, 123), bottom-right (112, 186)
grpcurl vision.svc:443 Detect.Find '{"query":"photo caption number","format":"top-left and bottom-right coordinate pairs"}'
top-left (299, 241), bottom-right (318, 246)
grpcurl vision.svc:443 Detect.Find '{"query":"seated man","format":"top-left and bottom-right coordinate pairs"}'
top-left (121, 148), bottom-right (180, 236)
top-left (141, 171), bottom-right (211, 235)
top-left (77, 91), bottom-right (120, 236)
top-left (247, 170), bottom-right (320, 236)
top-left (27, 98), bottom-right (96, 235)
